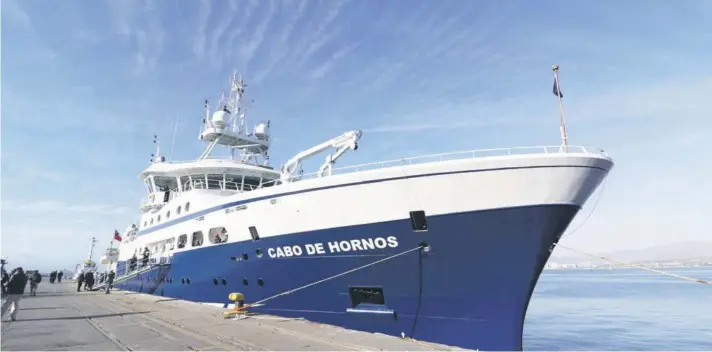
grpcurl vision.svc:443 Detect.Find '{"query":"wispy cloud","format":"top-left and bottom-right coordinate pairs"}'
top-left (2, 200), bottom-right (130, 215)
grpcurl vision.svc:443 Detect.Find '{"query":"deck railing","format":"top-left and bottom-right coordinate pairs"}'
top-left (288, 145), bottom-right (605, 182)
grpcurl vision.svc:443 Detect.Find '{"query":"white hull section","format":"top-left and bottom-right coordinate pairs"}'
top-left (115, 152), bottom-right (612, 263)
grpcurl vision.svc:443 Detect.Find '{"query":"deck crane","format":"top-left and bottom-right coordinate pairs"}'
top-left (280, 130), bottom-right (362, 183)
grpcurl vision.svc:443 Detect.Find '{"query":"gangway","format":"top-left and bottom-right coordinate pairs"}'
top-left (91, 263), bottom-right (171, 291)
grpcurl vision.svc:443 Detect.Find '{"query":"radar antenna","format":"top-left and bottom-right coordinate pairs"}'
top-left (150, 135), bottom-right (165, 163)
top-left (197, 71), bottom-right (271, 166)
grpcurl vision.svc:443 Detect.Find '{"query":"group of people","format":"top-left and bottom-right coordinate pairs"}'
top-left (127, 248), bottom-right (151, 272)
top-left (48, 270), bottom-right (64, 283)
top-left (1, 264), bottom-right (118, 322)
top-left (1, 267), bottom-right (31, 321)
top-left (76, 270), bottom-right (116, 294)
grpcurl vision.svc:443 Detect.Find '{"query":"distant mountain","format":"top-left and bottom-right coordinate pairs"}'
top-left (550, 241), bottom-right (712, 264)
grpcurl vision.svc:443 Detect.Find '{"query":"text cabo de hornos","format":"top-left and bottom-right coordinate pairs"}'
top-left (267, 236), bottom-right (399, 258)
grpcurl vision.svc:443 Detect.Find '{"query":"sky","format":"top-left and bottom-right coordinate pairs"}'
top-left (1, 0), bottom-right (711, 271)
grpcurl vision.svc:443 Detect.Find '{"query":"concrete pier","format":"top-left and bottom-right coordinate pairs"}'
top-left (1, 282), bottom-right (469, 351)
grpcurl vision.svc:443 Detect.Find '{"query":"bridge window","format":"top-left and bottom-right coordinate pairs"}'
top-left (224, 175), bottom-right (242, 190)
top-left (154, 176), bottom-right (178, 192)
top-left (177, 234), bottom-right (188, 249)
top-left (192, 231), bottom-right (204, 247)
top-left (180, 176), bottom-right (191, 191)
top-left (261, 178), bottom-right (279, 188)
top-left (243, 176), bottom-right (261, 191)
top-left (190, 174), bottom-right (207, 189)
top-left (209, 227), bottom-right (229, 244)
top-left (207, 174), bottom-right (223, 190)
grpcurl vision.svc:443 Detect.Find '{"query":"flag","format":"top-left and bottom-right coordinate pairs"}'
top-left (113, 230), bottom-right (122, 242)
top-left (552, 78), bottom-right (563, 98)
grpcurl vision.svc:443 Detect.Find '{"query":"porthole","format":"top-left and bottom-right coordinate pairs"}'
top-left (242, 278), bottom-right (248, 286)
top-left (150, 218), bottom-right (154, 225)
top-left (256, 249), bottom-right (263, 258)
top-left (186, 278), bottom-right (191, 284)
top-left (257, 278), bottom-right (264, 286)
top-left (177, 205), bottom-right (182, 215)
top-left (242, 253), bottom-right (248, 261)
top-left (185, 202), bottom-right (190, 212)
top-left (166, 210), bottom-right (171, 220)
top-left (213, 278), bottom-right (218, 285)
top-left (181, 278), bottom-right (185, 284)
top-left (157, 215), bottom-right (161, 222)
top-left (230, 256), bottom-right (237, 261)
top-left (221, 278), bottom-right (227, 286)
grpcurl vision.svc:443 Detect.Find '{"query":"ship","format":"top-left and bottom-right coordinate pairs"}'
top-left (107, 70), bottom-right (614, 351)
top-left (73, 237), bottom-right (98, 280)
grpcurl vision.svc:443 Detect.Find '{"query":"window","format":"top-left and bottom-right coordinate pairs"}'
top-left (191, 231), bottom-right (204, 247)
top-left (177, 234), bottom-right (188, 249)
top-left (154, 176), bottom-right (178, 192)
top-left (150, 218), bottom-right (154, 225)
top-left (180, 176), bottom-right (191, 191)
top-left (209, 227), bottom-right (229, 244)
top-left (185, 202), bottom-right (190, 212)
top-left (144, 221), bottom-right (147, 227)
top-left (243, 176), bottom-right (261, 191)
top-left (249, 226), bottom-right (260, 241)
top-left (157, 214), bottom-right (161, 223)
top-left (224, 175), bottom-right (242, 190)
top-left (176, 205), bottom-right (182, 215)
top-left (207, 174), bottom-right (223, 190)
top-left (190, 174), bottom-right (206, 189)
top-left (166, 210), bottom-right (171, 220)
top-left (409, 210), bottom-right (428, 231)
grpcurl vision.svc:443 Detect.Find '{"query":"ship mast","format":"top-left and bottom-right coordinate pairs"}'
top-left (87, 236), bottom-right (97, 263)
top-left (196, 71), bottom-right (272, 166)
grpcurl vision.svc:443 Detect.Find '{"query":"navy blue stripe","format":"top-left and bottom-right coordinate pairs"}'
top-left (137, 164), bottom-right (606, 236)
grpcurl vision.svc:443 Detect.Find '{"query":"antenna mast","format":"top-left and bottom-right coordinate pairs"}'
top-left (170, 116), bottom-right (179, 162)
top-left (552, 64), bottom-right (569, 152)
top-left (87, 236), bottom-right (97, 263)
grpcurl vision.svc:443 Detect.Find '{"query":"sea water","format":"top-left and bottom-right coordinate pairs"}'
top-left (524, 267), bottom-right (712, 350)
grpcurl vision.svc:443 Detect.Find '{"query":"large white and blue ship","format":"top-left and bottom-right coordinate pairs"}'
top-left (105, 71), bottom-right (614, 351)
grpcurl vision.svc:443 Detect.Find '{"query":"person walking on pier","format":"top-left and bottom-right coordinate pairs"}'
top-left (57, 270), bottom-right (63, 283)
top-left (76, 271), bottom-right (85, 292)
top-left (1, 268), bottom-right (8, 296)
top-left (49, 271), bottom-right (57, 284)
top-left (84, 271), bottom-right (95, 291)
top-left (105, 270), bottom-right (116, 294)
top-left (1, 267), bottom-right (28, 321)
top-left (28, 271), bottom-right (41, 296)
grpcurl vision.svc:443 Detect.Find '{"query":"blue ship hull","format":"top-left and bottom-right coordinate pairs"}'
top-left (114, 203), bottom-right (579, 351)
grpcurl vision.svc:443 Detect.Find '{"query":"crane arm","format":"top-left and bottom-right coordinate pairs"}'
top-left (280, 130), bottom-right (362, 182)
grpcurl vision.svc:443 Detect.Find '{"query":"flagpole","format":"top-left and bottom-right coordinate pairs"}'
top-left (552, 64), bottom-right (569, 152)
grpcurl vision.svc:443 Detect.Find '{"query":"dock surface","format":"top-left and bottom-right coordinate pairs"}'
top-left (1, 282), bottom-right (468, 351)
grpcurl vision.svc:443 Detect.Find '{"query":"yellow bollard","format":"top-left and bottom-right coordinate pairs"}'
top-left (223, 292), bottom-right (247, 318)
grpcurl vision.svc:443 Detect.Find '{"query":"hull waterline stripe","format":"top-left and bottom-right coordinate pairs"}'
top-left (136, 164), bottom-right (608, 236)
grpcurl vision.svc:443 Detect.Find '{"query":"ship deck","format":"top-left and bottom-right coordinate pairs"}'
top-left (1, 281), bottom-right (471, 351)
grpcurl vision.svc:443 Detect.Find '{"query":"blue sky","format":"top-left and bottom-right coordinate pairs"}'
top-left (2, 0), bottom-right (711, 271)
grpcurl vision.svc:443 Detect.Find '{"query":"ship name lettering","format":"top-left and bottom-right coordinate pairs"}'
top-left (266, 236), bottom-right (399, 259)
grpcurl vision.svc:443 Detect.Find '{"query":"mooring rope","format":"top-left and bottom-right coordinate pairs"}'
top-left (235, 244), bottom-right (427, 312)
top-left (553, 243), bottom-right (710, 285)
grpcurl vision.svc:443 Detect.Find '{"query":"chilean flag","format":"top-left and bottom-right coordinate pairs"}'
top-left (113, 230), bottom-right (122, 242)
